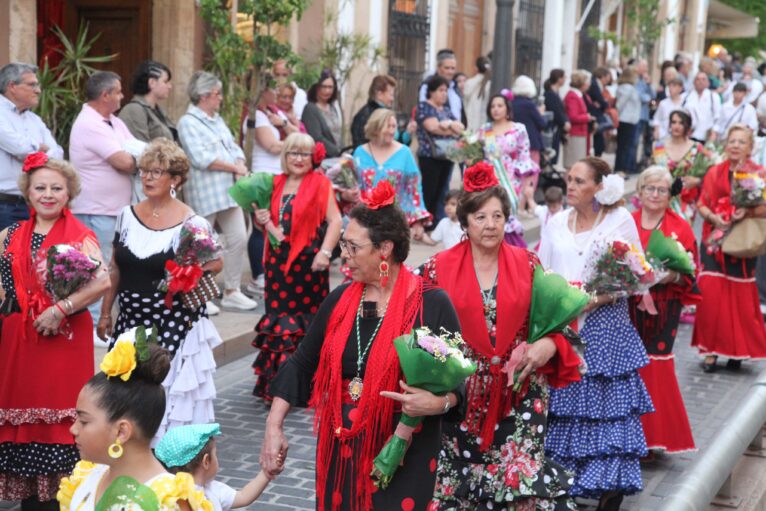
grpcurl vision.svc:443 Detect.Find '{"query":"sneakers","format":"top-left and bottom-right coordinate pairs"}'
top-left (206, 301), bottom-right (220, 316)
top-left (221, 290), bottom-right (258, 311)
top-left (245, 274), bottom-right (265, 297)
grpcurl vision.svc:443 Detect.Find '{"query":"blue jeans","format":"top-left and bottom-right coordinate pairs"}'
top-left (248, 228), bottom-right (264, 278)
top-left (75, 214), bottom-right (116, 321)
top-left (0, 200), bottom-right (30, 231)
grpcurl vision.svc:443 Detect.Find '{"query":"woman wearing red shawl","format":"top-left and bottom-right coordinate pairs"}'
top-left (258, 181), bottom-right (463, 510)
top-left (419, 163), bottom-right (584, 511)
top-left (693, 124), bottom-right (766, 372)
top-left (0, 154), bottom-right (109, 509)
top-left (628, 166), bottom-right (698, 454)
top-left (252, 133), bottom-right (342, 400)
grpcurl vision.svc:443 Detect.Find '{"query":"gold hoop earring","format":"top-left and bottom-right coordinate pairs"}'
top-left (108, 439), bottom-right (123, 459)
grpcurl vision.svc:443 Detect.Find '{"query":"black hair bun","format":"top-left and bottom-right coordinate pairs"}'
top-left (671, 176), bottom-right (684, 197)
top-left (132, 345), bottom-right (171, 385)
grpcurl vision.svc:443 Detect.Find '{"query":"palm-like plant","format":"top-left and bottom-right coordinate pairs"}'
top-left (36, 23), bottom-right (117, 152)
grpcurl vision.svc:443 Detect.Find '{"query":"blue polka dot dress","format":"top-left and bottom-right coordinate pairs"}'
top-left (545, 299), bottom-right (654, 498)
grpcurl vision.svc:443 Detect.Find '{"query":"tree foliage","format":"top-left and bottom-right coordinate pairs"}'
top-left (587, 0), bottom-right (672, 60)
top-left (713, 0), bottom-right (766, 59)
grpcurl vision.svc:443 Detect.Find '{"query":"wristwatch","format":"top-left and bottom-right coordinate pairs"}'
top-left (443, 394), bottom-right (452, 413)
top-left (320, 248), bottom-right (332, 258)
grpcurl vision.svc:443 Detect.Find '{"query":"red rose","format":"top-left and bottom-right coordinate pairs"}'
top-left (612, 241), bottom-right (630, 258)
top-left (22, 152), bottom-right (49, 173)
top-left (463, 161), bottom-right (499, 192)
top-left (313, 142), bottom-right (327, 167)
top-left (362, 180), bottom-right (396, 210)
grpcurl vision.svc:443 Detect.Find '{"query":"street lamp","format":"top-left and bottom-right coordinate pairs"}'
top-left (492, 0), bottom-right (515, 91)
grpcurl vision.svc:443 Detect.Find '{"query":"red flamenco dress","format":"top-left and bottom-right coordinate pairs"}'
top-left (629, 208), bottom-right (698, 453)
top-left (691, 160), bottom-right (766, 360)
top-left (252, 171), bottom-right (331, 400)
top-left (0, 210), bottom-right (95, 501)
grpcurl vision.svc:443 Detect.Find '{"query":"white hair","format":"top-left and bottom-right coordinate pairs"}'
top-left (187, 71), bottom-right (222, 105)
top-left (512, 75), bottom-right (537, 98)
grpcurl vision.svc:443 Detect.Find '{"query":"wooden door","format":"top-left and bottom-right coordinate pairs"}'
top-left (62, 0), bottom-right (151, 103)
top-left (448, 0), bottom-right (485, 74)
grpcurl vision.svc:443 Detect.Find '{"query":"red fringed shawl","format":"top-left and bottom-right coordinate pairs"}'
top-left (269, 170), bottom-right (331, 274)
top-left (5, 208), bottom-right (95, 341)
top-left (310, 268), bottom-right (423, 511)
top-left (432, 241), bottom-right (581, 451)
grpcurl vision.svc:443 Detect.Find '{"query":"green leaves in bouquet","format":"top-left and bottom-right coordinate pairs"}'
top-left (528, 266), bottom-right (590, 343)
top-left (645, 230), bottom-right (695, 276)
top-left (135, 326), bottom-right (158, 363)
top-left (94, 476), bottom-right (159, 511)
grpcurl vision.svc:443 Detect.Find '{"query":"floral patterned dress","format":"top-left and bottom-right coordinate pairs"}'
top-left (652, 139), bottom-right (705, 221)
top-left (420, 253), bottom-right (577, 511)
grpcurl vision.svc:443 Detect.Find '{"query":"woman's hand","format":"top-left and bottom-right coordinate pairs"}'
top-left (311, 251), bottom-right (331, 272)
top-left (380, 380), bottom-right (447, 417)
top-left (260, 422), bottom-right (289, 480)
top-left (438, 119), bottom-right (452, 130)
top-left (255, 208), bottom-right (272, 226)
top-left (563, 122), bottom-right (571, 132)
top-left (406, 119), bottom-right (417, 134)
top-left (732, 208), bottom-right (747, 222)
top-left (451, 121), bottom-right (465, 134)
top-left (708, 213), bottom-right (731, 230)
top-left (682, 176), bottom-right (701, 189)
top-left (659, 270), bottom-right (681, 285)
top-left (234, 161), bottom-right (249, 177)
top-left (96, 315), bottom-right (113, 340)
top-left (267, 112), bottom-right (284, 127)
top-left (33, 306), bottom-right (63, 336)
top-left (515, 336), bottom-right (558, 384)
top-left (582, 294), bottom-right (612, 312)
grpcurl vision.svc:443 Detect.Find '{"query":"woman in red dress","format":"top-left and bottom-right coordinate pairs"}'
top-left (693, 124), bottom-right (766, 371)
top-left (629, 165), bottom-right (698, 454)
top-left (251, 133), bottom-right (343, 400)
top-left (0, 154), bottom-right (110, 509)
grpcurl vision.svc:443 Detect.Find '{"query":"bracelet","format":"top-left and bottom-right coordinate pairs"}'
top-left (54, 302), bottom-right (67, 318)
top-left (320, 248), bottom-right (332, 258)
top-left (673, 272), bottom-right (682, 283)
top-left (443, 394), bottom-right (452, 413)
top-left (63, 298), bottom-right (74, 315)
top-left (50, 306), bottom-right (60, 320)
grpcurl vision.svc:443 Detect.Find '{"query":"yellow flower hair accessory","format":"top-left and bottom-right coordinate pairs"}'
top-left (100, 339), bottom-right (137, 381)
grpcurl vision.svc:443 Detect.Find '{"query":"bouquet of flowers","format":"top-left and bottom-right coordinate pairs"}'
top-left (732, 169), bottom-right (766, 208)
top-left (502, 266), bottom-right (588, 391)
top-left (158, 218), bottom-right (222, 309)
top-left (32, 243), bottom-right (101, 339)
top-left (705, 196), bottom-right (736, 254)
top-left (439, 131), bottom-right (484, 165)
top-left (323, 156), bottom-right (358, 190)
top-left (371, 327), bottom-right (476, 488)
top-left (645, 230), bottom-right (696, 276)
top-left (583, 239), bottom-right (656, 297)
top-left (228, 172), bottom-right (285, 247)
top-left (684, 144), bottom-right (717, 179)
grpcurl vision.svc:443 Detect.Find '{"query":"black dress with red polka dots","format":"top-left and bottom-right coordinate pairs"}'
top-left (252, 194), bottom-right (329, 400)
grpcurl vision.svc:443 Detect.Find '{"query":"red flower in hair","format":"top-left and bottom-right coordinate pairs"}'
top-left (362, 180), bottom-right (396, 210)
top-left (463, 161), bottom-right (499, 192)
top-left (313, 142), bottom-right (327, 168)
top-left (22, 152), bottom-right (49, 173)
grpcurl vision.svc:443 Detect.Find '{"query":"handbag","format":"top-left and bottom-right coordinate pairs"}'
top-left (722, 218), bottom-right (766, 258)
top-left (180, 271), bottom-right (221, 310)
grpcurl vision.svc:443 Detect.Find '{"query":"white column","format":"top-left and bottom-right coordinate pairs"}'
top-left (369, 0), bottom-right (384, 48)
top-left (662, 0), bottom-right (680, 61)
top-left (542, 0), bottom-right (565, 81)
top-left (561, 0), bottom-right (578, 76)
top-left (428, 0), bottom-right (440, 73)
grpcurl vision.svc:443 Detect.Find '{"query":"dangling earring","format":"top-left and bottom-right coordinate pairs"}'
top-left (170, 184), bottom-right (177, 199)
top-left (108, 439), bottom-right (123, 459)
top-left (591, 197), bottom-right (599, 212)
top-left (379, 256), bottom-right (390, 288)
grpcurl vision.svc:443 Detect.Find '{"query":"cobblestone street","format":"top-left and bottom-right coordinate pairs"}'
top-left (212, 321), bottom-right (766, 510)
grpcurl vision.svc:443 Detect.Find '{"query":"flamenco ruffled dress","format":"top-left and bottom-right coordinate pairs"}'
top-left (546, 300), bottom-right (654, 497)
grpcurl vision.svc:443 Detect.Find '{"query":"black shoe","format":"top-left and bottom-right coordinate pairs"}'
top-left (703, 357), bottom-right (718, 373)
top-left (726, 359), bottom-right (742, 370)
top-left (597, 492), bottom-right (624, 511)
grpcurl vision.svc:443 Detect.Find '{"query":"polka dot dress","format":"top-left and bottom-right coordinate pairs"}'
top-left (251, 194), bottom-right (329, 400)
top-left (546, 299), bottom-right (654, 498)
top-left (0, 223), bottom-right (82, 501)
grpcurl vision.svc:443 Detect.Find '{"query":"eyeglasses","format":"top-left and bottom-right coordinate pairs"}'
top-left (139, 168), bottom-right (167, 180)
top-left (642, 185), bottom-right (670, 196)
top-left (339, 239), bottom-right (372, 257)
top-left (286, 151), bottom-right (313, 159)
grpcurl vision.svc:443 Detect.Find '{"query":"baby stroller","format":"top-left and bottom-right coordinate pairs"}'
top-left (538, 112), bottom-right (566, 195)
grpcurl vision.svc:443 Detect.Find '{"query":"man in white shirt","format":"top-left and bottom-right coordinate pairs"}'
top-left (419, 50), bottom-right (462, 121)
top-left (714, 82), bottom-right (758, 140)
top-left (740, 63), bottom-right (764, 105)
top-left (0, 62), bottom-right (63, 229)
top-left (652, 77), bottom-right (686, 141)
top-left (681, 72), bottom-right (721, 143)
top-left (272, 60), bottom-right (307, 118)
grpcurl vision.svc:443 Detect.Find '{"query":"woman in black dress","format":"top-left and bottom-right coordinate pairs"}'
top-left (252, 133), bottom-right (342, 400)
top-left (259, 182), bottom-right (463, 511)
